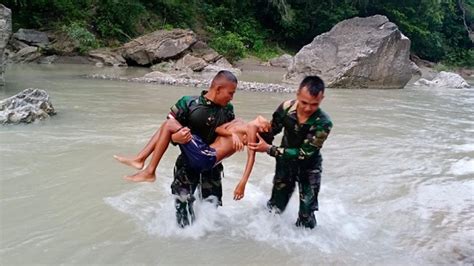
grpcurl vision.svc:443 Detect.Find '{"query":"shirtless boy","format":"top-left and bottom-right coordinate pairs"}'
top-left (114, 115), bottom-right (270, 200)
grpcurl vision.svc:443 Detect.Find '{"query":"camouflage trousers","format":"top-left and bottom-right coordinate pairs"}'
top-left (171, 154), bottom-right (223, 227)
top-left (267, 157), bottom-right (322, 229)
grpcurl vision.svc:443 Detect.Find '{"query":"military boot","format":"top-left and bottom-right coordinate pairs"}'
top-left (295, 212), bottom-right (317, 229)
top-left (175, 195), bottom-right (195, 228)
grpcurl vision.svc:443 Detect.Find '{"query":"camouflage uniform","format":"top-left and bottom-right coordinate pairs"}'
top-left (168, 91), bottom-right (234, 227)
top-left (266, 100), bottom-right (332, 229)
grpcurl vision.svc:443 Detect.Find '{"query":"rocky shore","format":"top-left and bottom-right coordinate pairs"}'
top-left (1, 7), bottom-right (471, 91)
top-left (87, 71), bottom-right (297, 93)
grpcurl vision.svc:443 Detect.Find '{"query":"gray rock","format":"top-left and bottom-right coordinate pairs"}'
top-left (37, 55), bottom-right (58, 64)
top-left (0, 88), bottom-right (56, 124)
top-left (122, 29), bottom-right (197, 66)
top-left (12, 28), bottom-right (49, 47)
top-left (269, 54), bottom-right (292, 68)
top-left (10, 46), bottom-right (41, 63)
top-left (150, 60), bottom-right (175, 72)
top-left (414, 71), bottom-right (472, 89)
top-left (8, 38), bottom-right (29, 51)
top-left (215, 57), bottom-right (234, 68)
top-left (190, 41), bottom-right (221, 63)
top-left (88, 48), bottom-right (126, 67)
top-left (285, 15), bottom-right (417, 89)
top-left (175, 54), bottom-right (208, 71)
top-left (0, 4), bottom-right (12, 86)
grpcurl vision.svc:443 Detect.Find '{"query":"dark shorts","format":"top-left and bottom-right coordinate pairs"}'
top-left (179, 134), bottom-right (217, 172)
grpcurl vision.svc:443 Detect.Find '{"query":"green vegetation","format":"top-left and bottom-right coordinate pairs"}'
top-left (62, 22), bottom-right (99, 54)
top-left (4, 0), bottom-right (473, 66)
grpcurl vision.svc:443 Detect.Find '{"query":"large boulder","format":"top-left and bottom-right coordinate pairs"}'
top-left (0, 4), bottom-right (12, 86)
top-left (175, 54), bottom-right (208, 71)
top-left (12, 28), bottom-right (49, 47)
top-left (414, 71), bottom-right (472, 89)
top-left (189, 41), bottom-right (221, 63)
top-left (88, 48), bottom-right (127, 67)
top-left (122, 29), bottom-right (197, 66)
top-left (10, 46), bottom-right (41, 63)
top-left (269, 54), bottom-right (292, 68)
top-left (201, 57), bottom-right (241, 78)
top-left (285, 15), bottom-right (418, 89)
top-left (0, 88), bottom-right (56, 124)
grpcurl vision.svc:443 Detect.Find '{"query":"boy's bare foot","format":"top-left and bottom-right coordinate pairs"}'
top-left (124, 171), bottom-right (156, 182)
top-left (113, 155), bottom-right (144, 170)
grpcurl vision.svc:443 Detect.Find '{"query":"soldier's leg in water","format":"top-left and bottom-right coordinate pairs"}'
top-left (295, 168), bottom-right (321, 229)
top-left (199, 163), bottom-right (224, 206)
top-left (267, 158), bottom-right (296, 213)
top-left (171, 155), bottom-right (199, 228)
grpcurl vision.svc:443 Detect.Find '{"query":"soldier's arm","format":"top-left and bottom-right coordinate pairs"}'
top-left (268, 120), bottom-right (332, 160)
top-left (168, 96), bottom-right (191, 144)
top-left (269, 103), bottom-right (285, 140)
top-left (168, 96), bottom-right (191, 125)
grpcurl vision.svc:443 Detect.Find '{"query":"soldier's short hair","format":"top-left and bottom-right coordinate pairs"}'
top-left (299, 76), bottom-right (325, 96)
top-left (213, 70), bottom-right (238, 84)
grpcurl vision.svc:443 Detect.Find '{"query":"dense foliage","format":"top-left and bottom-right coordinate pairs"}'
top-left (4, 0), bottom-right (473, 66)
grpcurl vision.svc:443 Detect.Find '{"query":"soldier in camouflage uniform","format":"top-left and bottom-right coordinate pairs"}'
top-left (114, 71), bottom-right (237, 227)
top-left (168, 71), bottom-right (236, 227)
top-left (249, 76), bottom-right (332, 229)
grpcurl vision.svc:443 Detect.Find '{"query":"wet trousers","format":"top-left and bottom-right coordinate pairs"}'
top-left (171, 154), bottom-right (223, 227)
top-left (267, 157), bottom-right (322, 229)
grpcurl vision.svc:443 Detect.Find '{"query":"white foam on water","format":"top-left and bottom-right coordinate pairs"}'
top-left (453, 144), bottom-right (474, 152)
top-left (449, 157), bottom-right (474, 175)
top-left (104, 175), bottom-right (387, 256)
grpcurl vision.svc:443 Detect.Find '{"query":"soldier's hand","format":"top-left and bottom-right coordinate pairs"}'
top-left (171, 127), bottom-right (192, 144)
top-left (248, 133), bottom-right (270, 153)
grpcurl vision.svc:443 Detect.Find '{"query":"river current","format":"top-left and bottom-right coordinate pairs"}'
top-left (1, 64), bottom-right (473, 265)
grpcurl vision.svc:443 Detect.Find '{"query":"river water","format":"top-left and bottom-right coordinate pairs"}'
top-left (1, 64), bottom-right (473, 265)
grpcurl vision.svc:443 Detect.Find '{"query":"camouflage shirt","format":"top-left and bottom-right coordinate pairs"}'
top-left (267, 99), bottom-right (333, 163)
top-left (169, 91), bottom-right (235, 145)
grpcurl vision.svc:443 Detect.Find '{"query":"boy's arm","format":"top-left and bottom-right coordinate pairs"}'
top-left (215, 119), bottom-right (245, 151)
top-left (215, 122), bottom-right (234, 137)
top-left (233, 123), bottom-right (258, 200)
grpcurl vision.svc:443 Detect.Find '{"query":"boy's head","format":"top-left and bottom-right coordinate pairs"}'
top-left (209, 70), bottom-right (238, 106)
top-left (296, 76), bottom-right (325, 117)
top-left (254, 115), bottom-right (271, 133)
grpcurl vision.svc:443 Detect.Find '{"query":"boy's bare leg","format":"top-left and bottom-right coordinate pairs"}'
top-left (125, 119), bottom-right (182, 182)
top-left (114, 125), bottom-right (165, 170)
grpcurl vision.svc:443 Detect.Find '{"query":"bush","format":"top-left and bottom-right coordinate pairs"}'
top-left (94, 0), bottom-right (146, 41)
top-left (209, 31), bottom-right (246, 62)
top-left (62, 22), bottom-right (99, 54)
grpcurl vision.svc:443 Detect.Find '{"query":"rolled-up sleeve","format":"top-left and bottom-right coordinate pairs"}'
top-left (268, 120), bottom-right (332, 160)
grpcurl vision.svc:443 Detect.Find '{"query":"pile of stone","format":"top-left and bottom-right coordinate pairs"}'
top-left (119, 29), bottom-right (240, 76)
top-left (0, 88), bottom-right (56, 124)
top-left (88, 71), bottom-right (295, 93)
top-left (414, 71), bottom-right (472, 89)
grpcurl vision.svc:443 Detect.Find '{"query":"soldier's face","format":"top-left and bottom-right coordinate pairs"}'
top-left (215, 82), bottom-right (236, 106)
top-left (296, 87), bottom-right (324, 117)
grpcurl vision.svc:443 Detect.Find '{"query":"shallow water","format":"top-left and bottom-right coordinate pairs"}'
top-left (1, 64), bottom-right (473, 265)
